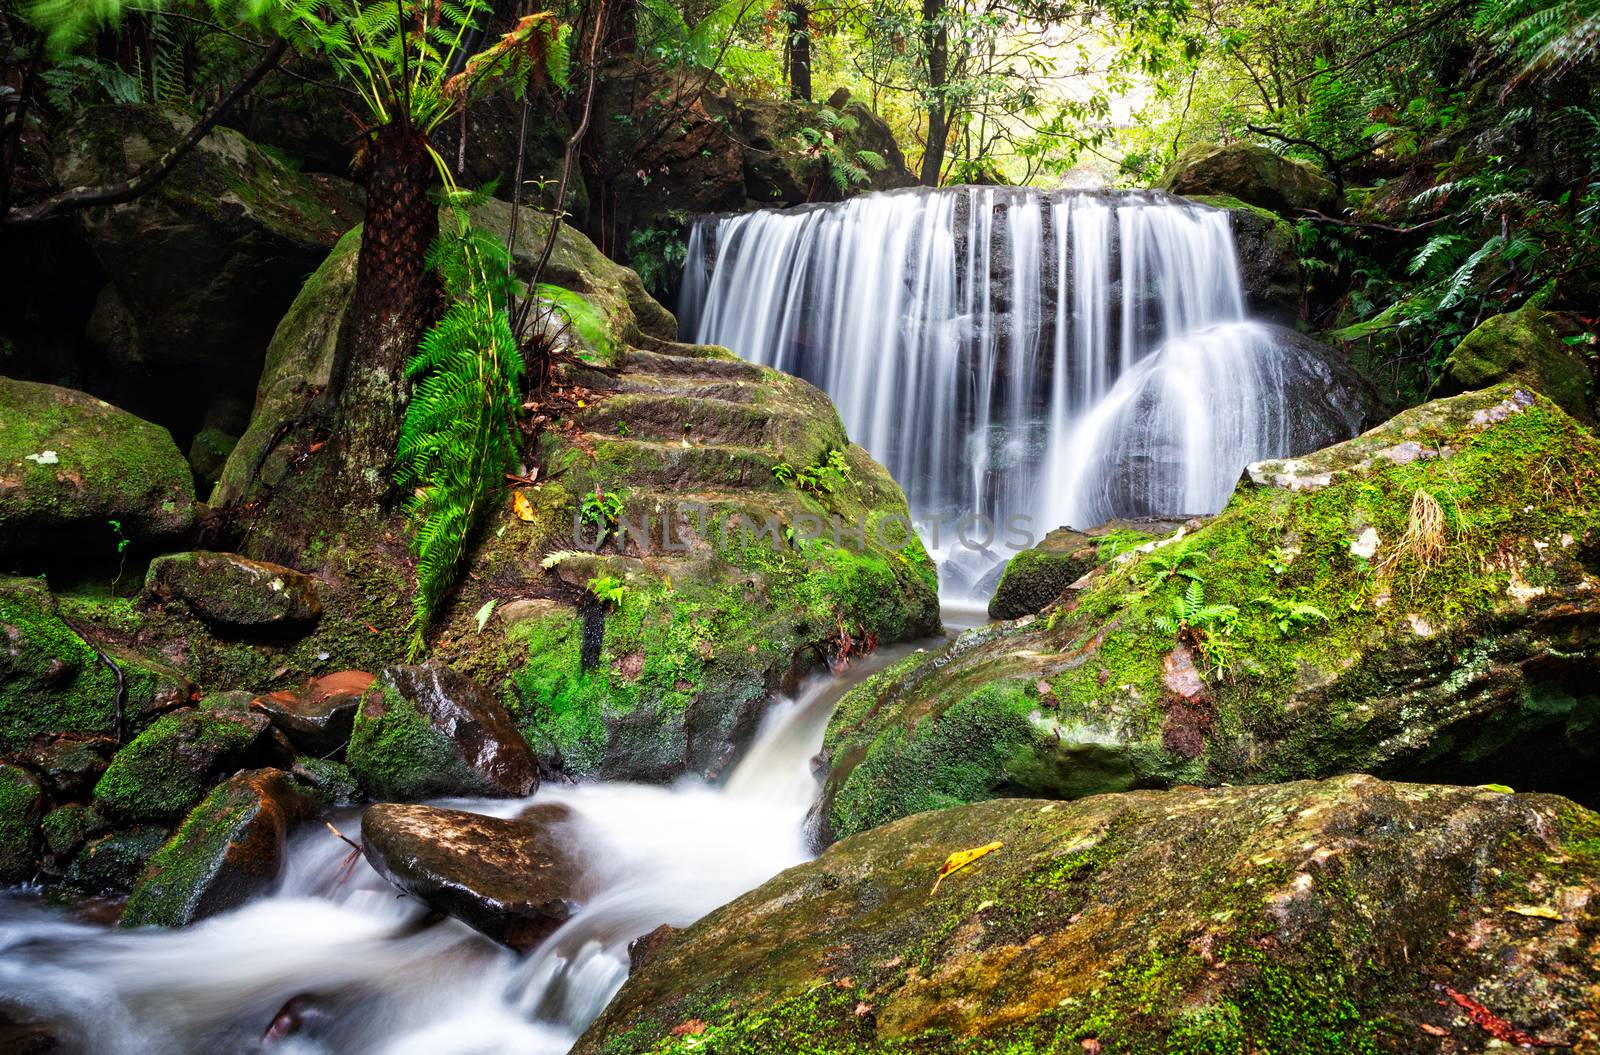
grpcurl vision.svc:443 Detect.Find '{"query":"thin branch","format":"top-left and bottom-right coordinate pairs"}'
top-left (1290, 0), bottom-right (1470, 86)
top-left (530, 0), bottom-right (605, 287)
top-left (3, 36), bottom-right (289, 227)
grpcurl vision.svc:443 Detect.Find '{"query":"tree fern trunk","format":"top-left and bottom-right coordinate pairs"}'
top-left (332, 122), bottom-right (439, 507)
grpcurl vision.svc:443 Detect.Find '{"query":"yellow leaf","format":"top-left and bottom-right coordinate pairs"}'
top-left (931, 841), bottom-right (1002, 895)
top-left (1507, 904), bottom-right (1563, 920)
top-left (512, 492), bottom-right (537, 522)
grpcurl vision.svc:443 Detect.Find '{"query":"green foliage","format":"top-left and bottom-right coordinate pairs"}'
top-left (396, 191), bottom-right (524, 658)
top-left (579, 486), bottom-right (625, 548)
top-left (797, 106), bottom-right (887, 195)
top-left (1254, 596), bottom-right (1331, 636)
top-left (625, 210), bottom-right (689, 297)
top-left (533, 283), bottom-right (614, 363)
top-left (637, 0), bottom-right (778, 87)
top-left (773, 448), bottom-right (853, 499)
top-left (584, 574), bottom-right (629, 609)
top-left (1141, 538), bottom-right (1209, 588)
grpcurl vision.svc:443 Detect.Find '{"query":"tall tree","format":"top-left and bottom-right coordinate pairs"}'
top-left (785, 0), bottom-right (812, 101)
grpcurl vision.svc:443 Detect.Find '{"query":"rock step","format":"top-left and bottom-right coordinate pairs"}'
top-left (572, 435), bottom-right (790, 494)
top-left (579, 391), bottom-right (819, 452)
top-left (609, 374), bottom-right (765, 405)
top-left (622, 347), bottom-right (768, 382)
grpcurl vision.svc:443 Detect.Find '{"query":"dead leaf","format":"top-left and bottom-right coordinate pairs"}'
top-left (1444, 987), bottom-right (1553, 1047)
top-left (1419, 1023), bottom-right (1449, 1037)
top-left (512, 492), bottom-right (537, 522)
top-left (833, 977), bottom-right (853, 989)
top-left (1506, 904), bottom-right (1563, 920)
top-left (670, 1019), bottom-right (707, 1037)
top-left (931, 841), bottom-right (1002, 895)
top-left (1081, 1039), bottom-right (1101, 1053)
top-left (853, 1003), bottom-right (873, 1017)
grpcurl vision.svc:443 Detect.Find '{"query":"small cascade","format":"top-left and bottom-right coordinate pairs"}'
top-left (679, 187), bottom-right (1365, 595)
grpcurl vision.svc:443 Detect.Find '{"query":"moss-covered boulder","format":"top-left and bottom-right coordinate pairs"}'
top-left (0, 577), bottom-right (192, 749)
top-left (15, 731), bottom-right (117, 800)
top-left (186, 427), bottom-right (237, 490)
top-left (93, 707), bottom-right (269, 822)
top-left (54, 104), bottom-right (361, 425)
top-left (1163, 142), bottom-right (1340, 215)
top-left (0, 763), bottom-right (44, 883)
top-left (122, 768), bottom-right (319, 928)
top-left (66, 826), bottom-right (170, 894)
top-left (823, 385), bottom-right (1600, 840)
top-left (0, 378), bottom-right (195, 556)
top-left (39, 803), bottom-right (108, 871)
top-left (987, 528), bottom-right (1101, 621)
top-left (1441, 305), bottom-right (1593, 421)
top-left (347, 664), bottom-right (537, 801)
top-left (144, 550), bottom-right (323, 633)
top-left (575, 776), bottom-right (1600, 1055)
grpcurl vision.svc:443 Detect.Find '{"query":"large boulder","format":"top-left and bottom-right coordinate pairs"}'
top-left (0, 378), bottom-right (195, 556)
top-left (93, 706), bottom-right (270, 822)
top-left (1441, 304), bottom-right (1594, 421)
top-left (53, 104), bottom-right (361, 438)
top-left (1163, 142), bottom-right (1340, 215)
top-left (823, 385), bottom-right (1600, 840)
top-left (144, 550), bottom-right (323, 633)
top-left (575, 777), bottom-right (1600, 1054)
top-left (360, 802), bottom-right (582, 951)
top-left (347, 664), bottom-right (538, 801)
top-left (0, 577), bottom-right (192, 750)
top-left (121, 767), bottom-right (320, 927)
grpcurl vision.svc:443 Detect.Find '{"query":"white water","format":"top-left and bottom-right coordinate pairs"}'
top-left (0, 644), bottom-right (926, 1055)
top-left (680, 187), bottom-right (1320, 597)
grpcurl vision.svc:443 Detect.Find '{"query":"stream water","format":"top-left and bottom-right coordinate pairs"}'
top-left (0, 632), bottom-right (952, 1055)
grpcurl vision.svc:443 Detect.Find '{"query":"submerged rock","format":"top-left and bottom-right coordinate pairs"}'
top-left (823, 386), bottom-right (1600, 839)
top-left (122, 768), bottom-right (319, 928)
top-left (1441, 304), bottom-right (1594, 421)
top-left (360, 802), bottom-right (581, 951)
top-left (0, 378), bottom-right (195, 556)
top-left (144, 551), bottom-right (323, 633)
top-left (1163, 142), bottom-right (1340, 215)
top-left (93, 707), bottom-right (270, 822)
top-left (576, 776), bottom-right (1600, 1054)
top-left (347, 665), bottom-right (537, 801)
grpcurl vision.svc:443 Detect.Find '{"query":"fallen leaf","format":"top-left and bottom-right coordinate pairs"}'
top-left (474, 599), bottom-right (497, 633)
top-left (670, 1019), bottom-right (706, 1037)
top-left (931, 841), bottom-right (1003, 895)
top-left (853, 1003), bottom-right (873, 1017)
top-left (1507, 904), bottom-right (1564, 920)
top-left (1419, 1023), bottom-right (1449, 1037)
top-left (833, 977), bottom-right (853, 989)
top-left (1444, 987), bottom-right (1552, 1047)
top-left (512, 491), bottom-right (537, 522)
top-left (1081, 1039), bottom-right (1101, 1053)
top-left (1477, 783), bottom-right (1515, 794)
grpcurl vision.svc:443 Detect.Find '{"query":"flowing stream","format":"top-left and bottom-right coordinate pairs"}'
top-left (679, 187), bottom-right (1353, 596)
top-left (0, 635), bottom-right (945, 1055)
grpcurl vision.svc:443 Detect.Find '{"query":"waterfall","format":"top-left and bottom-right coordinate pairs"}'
top-left (679, 187), bottom-right (1363, 595)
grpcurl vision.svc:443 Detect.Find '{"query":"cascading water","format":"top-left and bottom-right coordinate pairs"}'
top-left (679, 187), bottom-right (1368, 596)
top-left (0, 642), bottom-right (928, 1055)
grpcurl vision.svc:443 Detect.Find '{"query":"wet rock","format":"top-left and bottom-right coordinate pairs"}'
top-left (987, 528), bottom-right (1100, 621)
top-left (66, 826), bottom-right (170, 894)
top-left (1440, 304), bottom-right (1594, 421)
top-left (186, 428), bottom-right (238, 491)
top-left (0, 577), bottom-right (193, 750)
top-left (93, 707), bottom-right (270, 822)
top-left (347, 665), bottom-right (538, 801)
top-left (289, 756), bottom-right (360, 807)
top-left (0, 763), bottom-right (44, 883)
top-left (576, 777), bottom-right (1600, 1054)
top-left (360, 802), bottom-right (581, 951)
top-left (252, 671), bottom-right (373, 755)
top-left (16, 732), bottom-right (117, 800)
top-left (39, 804), bottom-right (107, 867)
top-left (53, 104), bottom-right (360, 433)
top-left (823, 386), bottom-right (1600, 839)
top-left (145, 551), bottom-right (323, 633)
top-left (0, 378), bottom-right (195, 557)
top-left (1162, 141), bottom-right (1340, 215)
top-left (122, 768), bottom-right (320, 928)
top-left (1186, 194), bottom-right (1302, 324)
top-left (628, 923), bottom-right (682, 972)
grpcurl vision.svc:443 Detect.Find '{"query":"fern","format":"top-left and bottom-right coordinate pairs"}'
top-left (396, 197), bottom-right (525, 657)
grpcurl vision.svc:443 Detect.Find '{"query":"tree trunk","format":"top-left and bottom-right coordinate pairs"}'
top-left (786, 0), bottom-right (812, 102)
top-left (330, 122), bottom-right (438, 506)
top-left (918, 0), bottom-right (948, 186)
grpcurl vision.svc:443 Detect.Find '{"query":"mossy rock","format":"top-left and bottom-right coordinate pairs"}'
top-left (575, 776), bottom-right (1600, 1054)
top-left (93, 707), bottom-right (270, 822)
top-left (0, 377), bottom-right (195, 556)
top-left (1163, 142), bottom-right (1339, 215)
top-left (0, 577), bottom-right (191, 749)
top-left (144, 550), bottom-right (323, 632)
top-left (39, 803), bottom-right (107, 865)
top-left (122, 768), bottom-right (319, 928)
top-left (823, 386), bottom-right (1600, 839)
top-left (347, 664), bottom-right (537, 801)
top-left (987, 528), bottom-right (1100, 620)
top-left (187, 427), bottom-right (238, 490)
top-left (1184, 194), bottom-right (1301, 324)
top-left (1441, 305), bottom-right (1594, 421)
top-left (66, 826), bottom-right (170, 895)
top-left (0, 763), bottom-right (44, 883)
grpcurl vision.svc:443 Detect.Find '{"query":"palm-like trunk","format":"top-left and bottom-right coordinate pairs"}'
top-left (331, 122), bottom-right (439, 505)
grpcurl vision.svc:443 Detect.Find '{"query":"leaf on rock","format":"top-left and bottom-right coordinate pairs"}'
top-left (474, 600), bottom-right (496, 633)
top-left (670, 1019), bottom-right (707, 1037)
top-left (512, 491), bottom-right (537, 522)
top-left (1506, 903), bottom-right (1563, 920)
top-left (930, 841), bottom-right (1002, 895)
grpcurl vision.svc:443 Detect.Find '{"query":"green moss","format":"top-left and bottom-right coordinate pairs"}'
top-left (0, 577), bottom-right (121, 748)
top-left (66, 827), bottom-right (168, 894)
top-left (93, 710), bottom-right (262, 821)
top-left (40, 804), bottom-right (104, 859)
top-left (1443, 305), bottom-right (1592, 420)
top-left (347, 682), bottom-right (481, 800)
top-left (0, 764), bottom-right (43, 882)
